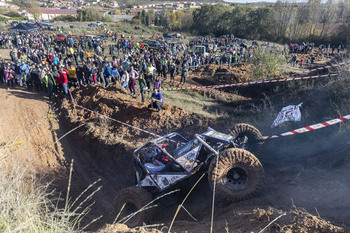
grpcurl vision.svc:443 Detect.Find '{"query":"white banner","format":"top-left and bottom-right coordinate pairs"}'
top-left (271, 103), bottom-right (303, 128)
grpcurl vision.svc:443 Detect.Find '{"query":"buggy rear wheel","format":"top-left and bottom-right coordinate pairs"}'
top-left (228, 123), bottom-right (263, 153)
top-left (114, 186), bottom-right (154, 227)
top-left (208, 148), bottom-right (264, 202)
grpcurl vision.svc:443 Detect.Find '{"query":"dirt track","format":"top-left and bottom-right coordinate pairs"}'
top-left (1, 84), bottom-right (350, 232)
top-left (63, 84), bottom-right (350, 232)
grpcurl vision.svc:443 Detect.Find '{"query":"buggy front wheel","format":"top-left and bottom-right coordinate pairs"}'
top-left (208, 148), bottom-right (264, 202)
top-left (114, 186), bottom-right (154, 227)
top-left (228, 123), bottom-right (263, 153)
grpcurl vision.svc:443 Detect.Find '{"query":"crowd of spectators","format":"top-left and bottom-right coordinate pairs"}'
top-left (0, 31), bottom-right (345, 111)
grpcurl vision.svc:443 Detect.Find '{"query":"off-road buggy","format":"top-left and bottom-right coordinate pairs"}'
top-left (114, 124), bottom-right (264, 225)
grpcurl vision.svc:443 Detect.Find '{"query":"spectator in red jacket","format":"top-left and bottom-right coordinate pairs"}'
top-left (59, 67), bottom-right (69, 98)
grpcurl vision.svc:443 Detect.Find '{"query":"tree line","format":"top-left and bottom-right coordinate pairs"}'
top-left (118, 0), bottom-right (222, 8)
top-left (138, 1), bottom-right (350, 46)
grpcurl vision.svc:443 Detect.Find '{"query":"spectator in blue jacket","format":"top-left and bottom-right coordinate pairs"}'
top-left (149, 89), bottom-right (163, 112)
top-left (103, 63), bottom-right (112, 87)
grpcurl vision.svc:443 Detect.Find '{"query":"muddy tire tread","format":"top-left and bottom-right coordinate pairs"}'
top-left (208, 148), bottom-right (264, 202)
top-left (229, 123), bottom-right (263, 152)
top-left (114, 186), bottom-right (153, 225)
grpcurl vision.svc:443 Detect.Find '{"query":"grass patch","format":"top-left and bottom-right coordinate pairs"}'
top-left (0, 157), bottom-right (102, 232)
top-left (0, 119), bottom-right (102, 232)
top-left (162, 88), bottom-right (232, 120)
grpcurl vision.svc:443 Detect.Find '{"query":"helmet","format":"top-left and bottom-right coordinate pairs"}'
top-left (144, 148), bottom-right (157, 163)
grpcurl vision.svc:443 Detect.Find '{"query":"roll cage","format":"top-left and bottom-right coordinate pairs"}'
top-left (133, 128), bottom-right (235, 191)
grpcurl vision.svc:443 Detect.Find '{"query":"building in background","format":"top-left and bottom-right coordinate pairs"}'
top-left (0, 0), bottom-right (10, 8)
top-left (26, 8), bottom-right (77, 20)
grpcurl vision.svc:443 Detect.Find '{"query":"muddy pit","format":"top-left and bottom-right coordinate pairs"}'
top-left (57, 84), bottom-right (350, 232)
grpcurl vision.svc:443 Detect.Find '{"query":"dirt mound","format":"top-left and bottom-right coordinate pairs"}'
top-left (62, 84), bottom-right (222, 142)
top-left (278, 209), bottom-right (344, 232)
top-left (97, 206), bottom-right (344, 233)
top-left (215, 63), bottom-right (251, 82)
top-left (98, 223), bottom-right (161, 233)
top-left (232, 207), bottom-right (344, 233)
top-left (295, 50), bottom-right (327, 63)
top-left (190, 64), bottom-right (252, 87)
top-left (151, 205), bottom-right (345, 233)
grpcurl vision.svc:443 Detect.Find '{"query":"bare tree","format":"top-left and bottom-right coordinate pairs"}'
top-left (29, 1), bottom-right (42, 21)
top-left (306, 0), bottom-right (322, 37)
top-left (319, 0), bottom-right (338, 38)
top-left (337, 0), bottom-right (350, 23)
top-left (273, 1), bottom-right (296, 40)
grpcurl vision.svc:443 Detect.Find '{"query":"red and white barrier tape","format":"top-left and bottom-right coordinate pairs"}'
top-left (68, 90), bottom-right (161, 138)
top-left (188, 64), bottom-right (249, 75)
top-left (159, 73), bottom-right (338, 91)
top-left (158, 76), bottom-right (201, 89)
top-left (293, 60), bottom-right (350, 75)
top-left (75, 104), bottom-right (161, 137)
top-left (136, 75), bottom-right (196, 91)
top-left (189, 60), bottom-right (348, 76)
top-left (263, 114), bottom-right (350, 140)
top-left (191, 71), bottom-right (248, 75)
top-left (157, 75), bottom-right (194, 87)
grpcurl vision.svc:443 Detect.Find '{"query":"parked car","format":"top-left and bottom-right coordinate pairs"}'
top-left (98, 34), bottom-right (107, 39)
top-left (54, 33), bottom-right (67, 43)
top-left (194, 45), bottom-right (209, 57)
top-left (85, 35), bottom-right (98, 40)
top-left (163, 33), bottom-right (172, 38)
top-left (163, 33), bottom-right (182, 39)
top-left (142, 40), bottom-right (167, 50)
top-left (11, 21), bottom-right (19, 27)
top-left (88, 23), bottom-right (97, 27)
top-left (40, 24), bottom-right (55, 30)
top-left (238, 40), bottom-right (249, 49)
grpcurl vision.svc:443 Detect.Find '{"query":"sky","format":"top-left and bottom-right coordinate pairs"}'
top-left (224, 0), bottom-right (309, 3)
top-left (224, 0), bottom-right (278, 3)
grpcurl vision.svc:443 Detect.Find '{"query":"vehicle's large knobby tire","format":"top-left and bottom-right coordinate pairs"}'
top-left (114, 186), bottom-right (154, 227)
top-left (208, 148), bottom-right (264, 202)
top-left (228, 123), bottom-right (263, 153)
